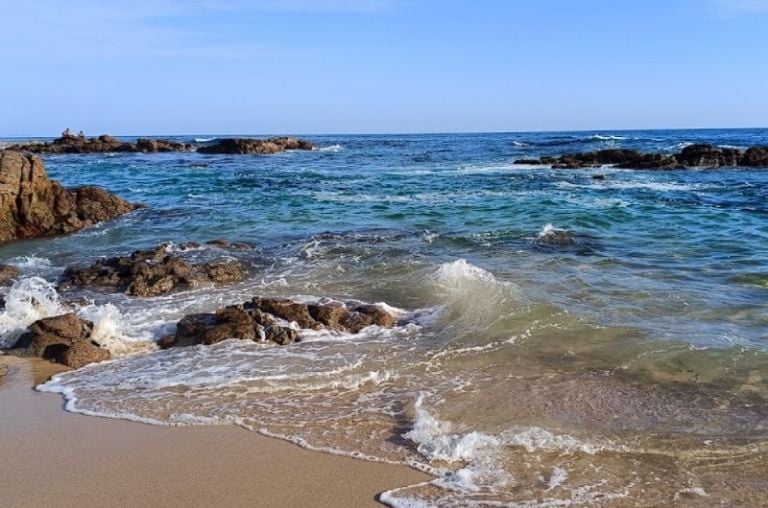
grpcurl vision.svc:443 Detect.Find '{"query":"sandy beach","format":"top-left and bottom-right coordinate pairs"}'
top-left (0, 355), bottom-right (429, 508)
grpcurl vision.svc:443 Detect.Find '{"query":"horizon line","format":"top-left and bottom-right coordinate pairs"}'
top-left (2, 125), bottom-right (767, 139)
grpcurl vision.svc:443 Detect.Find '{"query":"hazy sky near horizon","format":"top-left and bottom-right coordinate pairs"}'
top-left (2, 0), bottom-right (767, 136)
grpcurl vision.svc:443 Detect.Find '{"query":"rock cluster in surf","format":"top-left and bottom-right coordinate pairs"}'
top-left (158, 297), bottom-right (397, 348)
top-left (6, 130), bottom-right (192, 154)
top-left (1, 297), bottom-right (398, 368)
top-left (61, 242), bottom-right (247, 297)
top-left (5, 130), bottom-right (314, 155)
top-left (9, 313), bottom-right (110, 369)
top-left (0, 151), bottom-right (140, 243)
top-left (197, 137), bottom-right (314, 154)
top-left (516, 144), bottom-right (768, 169)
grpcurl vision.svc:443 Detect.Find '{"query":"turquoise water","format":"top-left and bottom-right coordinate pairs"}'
top-left (3, 128), bottom-right (768, 505)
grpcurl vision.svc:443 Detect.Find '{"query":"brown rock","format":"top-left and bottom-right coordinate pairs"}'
top-left (62, 243), bottom-right (246, 297)
top-left (162, 297), bottom-right (398, 350)
top-left (252, 297), bottom-right (320, 329)
top-left (0, 264), bottom-right (20, 285)
top-left (307, 303), bottom-right (350, 330)
top-left (9, 313), bottom-right (110, 368)
top-left (0, 151), bottom-right (139, 244)
top-left (342, 304), bottom-right (397, 333)
top-left (264, 325), bottom-right (299, 345)
top-left (203, 261), bottom-right (245, 284)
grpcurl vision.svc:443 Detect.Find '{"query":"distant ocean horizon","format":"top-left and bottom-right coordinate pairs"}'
top-left (3, 125), bottom-right (768, 141)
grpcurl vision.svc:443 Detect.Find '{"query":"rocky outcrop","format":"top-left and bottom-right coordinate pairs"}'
top-left (197, 137), bottom-right (314, 154)
top-left (0, 151), bottom-right (140, 243)
top-left (61, 243), bottom-right (247, 297)
top-left (4, 131), bottom-right (315, 155)
top-left (8, 313), bottom-right (110, 368)
top-left (515, 144), bottom-right (768, 170)
top-left (5, 130), bottom-right (192, 154)
top-left (158, 297), bottom-right (397, 349)
top-left (0, 264), bottom-right (20, 285)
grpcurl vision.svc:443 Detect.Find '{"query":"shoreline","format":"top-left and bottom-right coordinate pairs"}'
top-left (0, 355), bottom-right (430, 508)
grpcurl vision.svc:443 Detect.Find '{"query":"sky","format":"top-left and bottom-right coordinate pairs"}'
top-left (1, 0), bottom-right (767, 136)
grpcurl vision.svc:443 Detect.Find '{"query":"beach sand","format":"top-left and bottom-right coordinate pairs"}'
top-left (0, 356), bottom-right (429, 508)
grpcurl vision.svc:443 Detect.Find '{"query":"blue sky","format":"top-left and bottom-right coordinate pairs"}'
top-left (2, 0), bottom-right (767, 135)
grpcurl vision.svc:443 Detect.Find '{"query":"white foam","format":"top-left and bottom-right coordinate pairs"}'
top-left (434, 259), bottom-right (500, 288)
top-left (78, 303), bottom-right (156, 356)
top-left (537, 223), bottom-right (567, 239)
top-left (591, 134), bottom-right (626, 141)
top-left (6, 256), bottom-right (53, 271)
top-left (315, 144), bottom-right (344, 152)
top-left (0, 277), bottom-right (67, 348)
top-left (547, 467), bottom-right (569, 490)
top-left (405, 396), bottom-right (500, 463)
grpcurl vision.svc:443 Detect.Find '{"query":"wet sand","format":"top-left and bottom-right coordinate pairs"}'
top-left (0, 356), bottom-right (429, 508)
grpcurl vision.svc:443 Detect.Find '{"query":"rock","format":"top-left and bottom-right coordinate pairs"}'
top-left (197, 137), bottom-right (314, 154)
top-left (676, 144), bottom-right (741, 167)
top-left (591, 174), bottom-right (606, 180)
top-left (307, 303), bottom-right (350, 330)
top-left (202, 261), bottom-right (245, 284)
top-left (5, 131), bottom-right (192, 154)
top-left (0, 264), bottom-right (20, 285)
top-left (0, 151), bottom-right (140, 243)
top-left (161, 298), bottom-right (397, 349)
top-left (514, 144), bottom-right (768, 170)
top-left (251, 297), bottom-right (321, 329)
top-left (342, 304), bottom-right (397, 333)
top-left (741, 147), bottom-right (768, 167)
top-left (205, 239), bottom-right (252, 250)
top-left (9, 313), bottom-right (110, 368)
top-left (135, 138), bottom-right (190, 153)
top-left (4, 131), bottom-right (316, 155)
top-left (537, 229), bottom-right (574, 247)
top-left (61, 243), bottom-right (247, 297)
top-left (264, 325), bottom-right (299, 345)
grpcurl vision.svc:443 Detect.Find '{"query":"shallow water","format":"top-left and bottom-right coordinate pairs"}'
top-left (2, 129), bottom-right (768, 506)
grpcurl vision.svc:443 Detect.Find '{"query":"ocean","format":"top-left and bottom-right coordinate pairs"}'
top-left (1, 128), bottom-right (767, 505)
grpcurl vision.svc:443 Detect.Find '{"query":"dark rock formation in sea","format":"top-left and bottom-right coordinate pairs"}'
top-left (197, 137), bottom-right (314, 154)
top-left (0, 264), bottom-right (20, 285)
top-left (515, 144), bottom-right (768, 169)
top-left (4, 130), bottom-right (315, 155)
top-left (5, 130), bottom-right (192, 154)
top-left (0, 151), bottom-right (140, 243)
top-left (61, 242), bottom-right (247, 297)
top-left (158, 298), bottom-right (397, 349)
top-left (9, 313), bottom-right (110, 368)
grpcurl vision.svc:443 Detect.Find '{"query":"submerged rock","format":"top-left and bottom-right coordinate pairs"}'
top-left (0, 151), bottom-right (140, 243)
top-left (515, 144), bottom-right (768, 170)
top-left (159, 297), bottom-right (397, 349)
top-left (8, 313), bottom-right (110, 368)
top-left (197, 137), bottom-right (314, 154)
top-left (61, 243), bottom-right (246, 297)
